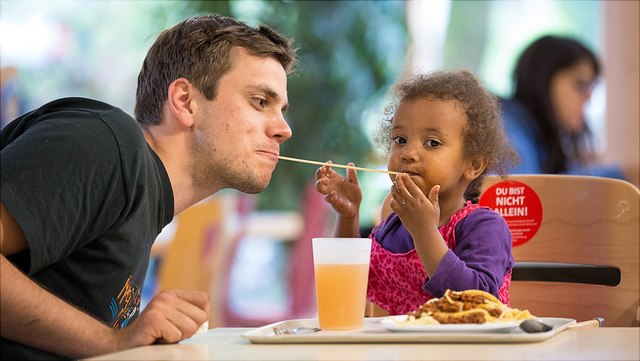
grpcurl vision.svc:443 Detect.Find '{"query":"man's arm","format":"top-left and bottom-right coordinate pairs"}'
top-left (0, 202), bottom-right (27, 255)
top-left (0, 202), bottom-right (209, 358)
top-left (1, 201), bottom-right (117, 357)
top-left (0, 254), bottom-right (117, 358)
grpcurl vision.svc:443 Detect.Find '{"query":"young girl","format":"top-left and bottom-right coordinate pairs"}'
top-left (315, 70), bottom-right (519, 315)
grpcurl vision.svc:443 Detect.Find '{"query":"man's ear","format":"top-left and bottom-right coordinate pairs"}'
top-left (167, 78), bottom-right (196, 128)
top-left (465, 156), bottom-right (488, 181)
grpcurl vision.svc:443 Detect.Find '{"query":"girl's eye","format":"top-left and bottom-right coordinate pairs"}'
top-left (425, 139), bottom-right (441, 148)
top-left (392, 136), bottom-right (406, 144)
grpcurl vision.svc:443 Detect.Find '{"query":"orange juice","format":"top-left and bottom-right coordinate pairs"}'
top-left (314, 263), bottom-right (369, 330)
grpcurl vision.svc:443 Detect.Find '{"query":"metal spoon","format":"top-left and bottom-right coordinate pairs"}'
top-left (519, 319), bottom-right (553, 333)
top-left (273, 326), bottom-right (321, 336)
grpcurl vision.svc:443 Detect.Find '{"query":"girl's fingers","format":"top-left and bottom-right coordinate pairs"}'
top-left (394, 175), bottom-right (439, 207)
top-left (389, 196), bottom-right (405, 214)
top-left (429, 185), bottom-right (440, 207)
top-left (315, 160), bottom-right (334, 179)
top-left (402, 174), bottom-right (423, 198)
top-left (323, 160), bottom-right (334, 176)
top-left (390, 180), bottom-right (400, 199)
top-left (395, 174), bottom-right (410, 197)
top-left (346, 163), bottom-right (359, 185)
top-left (391, 178), bottom-right (405, 206)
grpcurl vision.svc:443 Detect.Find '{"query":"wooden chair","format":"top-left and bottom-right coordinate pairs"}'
top-left (219, 182), bottom-right (332, 326)
top-left (155, 192), bottom-right (254, 326)
top-left (365, 301), bottom-right (389, 318)
top-left (156, 196), bottom-right (225, 294)
top-left (479, 175), bottom-right (639, 327)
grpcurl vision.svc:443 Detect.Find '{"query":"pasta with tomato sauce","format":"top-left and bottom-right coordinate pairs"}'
top-left (399, 289), bottom-right (534, 325)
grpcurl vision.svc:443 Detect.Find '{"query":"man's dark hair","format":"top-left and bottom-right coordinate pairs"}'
top-left (135, 14), bottom-right (297, 126)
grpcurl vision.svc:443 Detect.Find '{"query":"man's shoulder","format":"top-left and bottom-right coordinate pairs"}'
top-left (2, 97), bottom-right (147, 165)
top-left (3, 97), bottom-right (137, 138)
top-left (43, 97), bottom-right (136, 127)
top-left (41, 96), bottom-right (119, 110)
top-left (37, 97), bottom-right (142, 142)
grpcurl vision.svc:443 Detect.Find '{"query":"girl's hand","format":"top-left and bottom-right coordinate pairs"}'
top-left (390, 174), bottom-right (447, 277)
top-left (389, 173), bottom-right (441, 239)
top-left (315, 162), bottom-right (362, 219)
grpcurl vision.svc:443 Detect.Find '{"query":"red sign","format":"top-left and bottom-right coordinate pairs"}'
top-left (479, 180), bottom-right (543, 247)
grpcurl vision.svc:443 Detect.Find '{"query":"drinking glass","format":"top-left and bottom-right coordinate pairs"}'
top-left (312, 237), bottom-right (371, 330)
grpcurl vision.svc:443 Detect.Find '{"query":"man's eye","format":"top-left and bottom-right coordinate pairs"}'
top-left (392, 136), bottom-right (406, 144)
top-left (253, 97), bottom-right (267, 108)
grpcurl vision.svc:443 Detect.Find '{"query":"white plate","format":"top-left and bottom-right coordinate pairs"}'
top-left (380, 315), bottom-right (521, 333)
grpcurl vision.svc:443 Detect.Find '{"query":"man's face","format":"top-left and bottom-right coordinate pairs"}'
top-left (189, 48), bottom-right (292, 194)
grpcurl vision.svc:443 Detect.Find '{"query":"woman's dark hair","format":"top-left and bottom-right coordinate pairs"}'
top-left (512, 35), bottom-right (600, 173)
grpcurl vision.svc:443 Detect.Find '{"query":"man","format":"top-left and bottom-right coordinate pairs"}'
top-left (0, 14), bottom-right (296, 359)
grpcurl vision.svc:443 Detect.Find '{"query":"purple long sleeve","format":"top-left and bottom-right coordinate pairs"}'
top-left (424, 208), bottom-right (513, 296)
top-left (373, 208), bottom-right (513, 299)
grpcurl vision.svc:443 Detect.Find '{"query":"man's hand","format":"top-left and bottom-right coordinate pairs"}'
top-left (1, 201), bottom-right (210, 358)
top-left (115, 289), bottom-right (210, 350)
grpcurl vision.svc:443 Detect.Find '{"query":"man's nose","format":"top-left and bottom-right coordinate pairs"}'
top-left (270, 114), bottom-right (292, 144)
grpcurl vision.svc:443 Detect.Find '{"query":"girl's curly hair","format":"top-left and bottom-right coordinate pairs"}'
top-left (374, 70), bottom-right (519, 203)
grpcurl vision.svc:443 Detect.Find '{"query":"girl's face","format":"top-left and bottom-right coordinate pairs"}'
top-left (550, 59), bottom-right (596, 133)
top-left (388, 98), bottom-right (474, 202)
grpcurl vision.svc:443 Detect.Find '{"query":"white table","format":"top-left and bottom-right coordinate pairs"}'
top-left (85, 326), bottom-right (639, 361)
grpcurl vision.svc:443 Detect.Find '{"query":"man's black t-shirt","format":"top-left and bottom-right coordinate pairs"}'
top-left (0, 97), bottom-right (174, 360)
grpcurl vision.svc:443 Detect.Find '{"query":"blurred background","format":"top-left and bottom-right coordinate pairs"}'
top-left (1, 0), bottom-right (638, 326)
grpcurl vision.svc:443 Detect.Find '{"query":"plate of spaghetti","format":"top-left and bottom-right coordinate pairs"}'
top-left (381, 289), bottom-right (535, 333)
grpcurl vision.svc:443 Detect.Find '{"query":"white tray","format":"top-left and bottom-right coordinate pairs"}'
top-left (241, 317), bottom-right (576, 344)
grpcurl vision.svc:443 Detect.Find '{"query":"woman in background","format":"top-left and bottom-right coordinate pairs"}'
top-left (501, 35), bottom-right (624, 178)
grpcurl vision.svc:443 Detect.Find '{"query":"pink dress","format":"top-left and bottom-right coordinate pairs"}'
top-left (367, 203), bottom-right (512, 315)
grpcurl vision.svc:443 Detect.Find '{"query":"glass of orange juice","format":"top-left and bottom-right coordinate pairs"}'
top-left (312, 237), bottom-right (371, 330)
